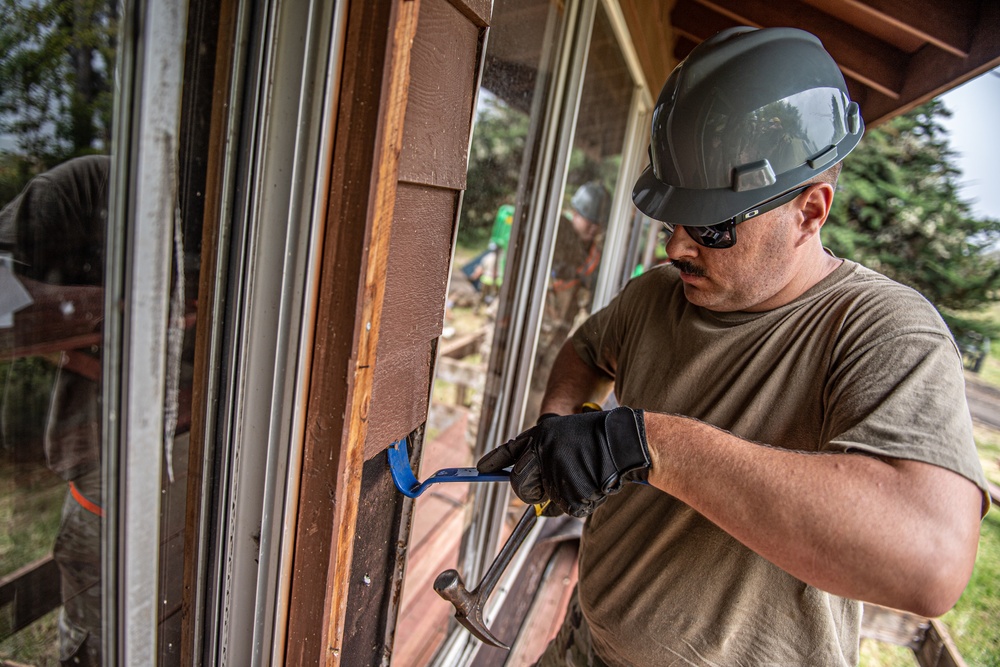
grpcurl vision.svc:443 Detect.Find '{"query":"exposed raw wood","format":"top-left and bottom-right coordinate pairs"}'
top-left (398, 0), bottom-right (481, 190)
top-left (323, 1), bottom-right (422, 663)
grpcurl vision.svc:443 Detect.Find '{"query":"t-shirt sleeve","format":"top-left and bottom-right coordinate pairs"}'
top-left (823, 317), bottom-right (990, 510)
top-left (569, 272), bottom-right (653, 380)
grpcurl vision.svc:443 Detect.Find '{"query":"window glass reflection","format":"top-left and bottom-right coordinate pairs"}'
top-left (525, 4), bottom-right (635, 425)
top-left (393, 0), bottom-right (566, 663)
top-left (0, 2), bottom-right (118, 663)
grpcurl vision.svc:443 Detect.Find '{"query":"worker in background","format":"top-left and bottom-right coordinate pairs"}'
top-left (479, 27), bottom-right (988, 666)
top-left (526, 181), bottom-right (611, 424)
top-left (1, 155), bottom-right (110, 666)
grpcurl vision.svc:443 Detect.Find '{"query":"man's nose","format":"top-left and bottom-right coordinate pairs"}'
top-left (665, 225), bottom-right (700, 260)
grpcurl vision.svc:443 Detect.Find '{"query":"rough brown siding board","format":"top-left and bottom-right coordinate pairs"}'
top-left (398, 0), bottom-right (480, 189)
top-left (365, 183), bottom-right (457, 457)
top-left (285, 0), bottom-right (395, 662)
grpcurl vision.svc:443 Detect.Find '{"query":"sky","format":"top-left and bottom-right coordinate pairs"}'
top-left (937, 66), bottom-right (1000, 221)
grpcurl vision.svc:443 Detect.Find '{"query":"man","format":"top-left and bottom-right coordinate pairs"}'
top-left (478, 27), bottom-right (988, 666)
top-left (527, 181), bottom-right (611, 422)
top-left (1, 155), bottom-right (110, 666)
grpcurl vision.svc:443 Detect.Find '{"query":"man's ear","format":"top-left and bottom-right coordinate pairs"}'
top-left (795, 182), bottom-right (835, 245)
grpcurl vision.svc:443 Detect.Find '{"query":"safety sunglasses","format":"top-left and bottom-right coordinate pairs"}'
top-left (662, 184), bottom-right (811, 249)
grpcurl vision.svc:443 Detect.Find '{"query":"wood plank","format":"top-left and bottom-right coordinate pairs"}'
top-left (323, 1), bottom-right (422, 663)
top-left (861, 603), bottom-right (926, 648)
top-left (862, 1), bottom-right (1000, 126)
top-left (285, 0), bottom-right (415, 663)
top-left (831, 0), bottom-right (977, 58)
top-left (916, 618), bottom-right (969, 667)
top-left (397, 0), bottom-right (480, 189)
top-left (694, 0), bottom-right (907, 99)
top-left (0, 555), bottom-right (61, 638)
top-left (505, 542), bottom-right (579, 666)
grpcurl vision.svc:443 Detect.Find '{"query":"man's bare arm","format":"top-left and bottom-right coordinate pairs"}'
top-left (644, 413), bottom-right (984, 617)
top-left (539, 341), bottom-right (614, 416)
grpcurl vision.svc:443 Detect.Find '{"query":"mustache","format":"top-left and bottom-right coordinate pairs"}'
top-left (669, 259), bottom-right (706, 277)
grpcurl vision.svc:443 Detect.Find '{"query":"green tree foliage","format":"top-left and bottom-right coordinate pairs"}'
top-left (825, 100), bottom-right (1000, 340)
top-left (458, 97), bottom-right (530, 248)
top-left (0, 0), bottom-right (117, 200)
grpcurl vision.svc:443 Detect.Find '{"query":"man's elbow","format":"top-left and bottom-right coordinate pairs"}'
top-left (900, 516), bottom-right (981, 618)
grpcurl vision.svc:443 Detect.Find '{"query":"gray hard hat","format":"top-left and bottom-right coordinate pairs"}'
top-left (570, 181), bottom-right (611, 226)
top-left (632, 26), bottom-right (863, 227)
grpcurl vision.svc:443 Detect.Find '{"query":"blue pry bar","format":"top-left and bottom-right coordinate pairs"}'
top-left (387, 438), bottom-right (511, 498)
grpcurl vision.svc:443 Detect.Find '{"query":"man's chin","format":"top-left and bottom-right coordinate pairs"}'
top-left (681, 283), bottom-right (738, 312)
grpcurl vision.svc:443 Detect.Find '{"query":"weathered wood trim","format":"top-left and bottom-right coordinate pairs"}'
top-left (861, 604), bottom-right (970, 667)
top-left (324, 0), bottom-right (419, 647)
top-left (284, 0), bottom-right (421, 664)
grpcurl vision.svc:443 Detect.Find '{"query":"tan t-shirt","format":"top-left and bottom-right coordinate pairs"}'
top-left (570, 260), bottom-right (988, 666)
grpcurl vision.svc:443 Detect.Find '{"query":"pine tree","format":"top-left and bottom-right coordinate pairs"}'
top-left (825, 99), bottom-right (1000, 342)
top-left (0, 0), bottom-right (118, 200)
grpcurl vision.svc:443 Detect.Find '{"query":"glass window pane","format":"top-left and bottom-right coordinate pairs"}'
top-left (392, 0), bottom-right (567, 663)
top-left (0, 3), bottom-right (119, 664)
top-left (525, 4), bottom-right (636, 424)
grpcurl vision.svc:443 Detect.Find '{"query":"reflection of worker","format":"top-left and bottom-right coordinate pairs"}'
top-left (527, 182), bottom-right (610, 423)
top-left (460, 204), bottom-right (515, 308)
top-left (480, 28), bottom-right (988, 666)
top-left (0, 155), bottom-right (110, 666)
top-left (547, 181), bottom-right (609, 325)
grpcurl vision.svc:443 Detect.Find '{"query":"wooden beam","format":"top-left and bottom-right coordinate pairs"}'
top-left (693, 0), bottom-right (907, 99)
top-left (323, 1), bottom-right (421, 663)
top-left (862, 0), bottom-right (1000, 126)
top-left (0, 555), bottom-right (61, 638)
top-left (833, 0), bottom-right (977, 58)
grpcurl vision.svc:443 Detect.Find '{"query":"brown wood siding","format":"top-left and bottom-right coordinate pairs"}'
top-left (365, 183), bottom-right (459, 459)
top-left (398, 0), bottom-right (481, 190)
top-left (285, 0), bottom-right (404, 663)
top-left (342, 0), bottom-right (487, 662)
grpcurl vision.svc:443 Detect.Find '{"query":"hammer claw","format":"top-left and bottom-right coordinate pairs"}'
top-left (433, 506), bottom-right (541, 650)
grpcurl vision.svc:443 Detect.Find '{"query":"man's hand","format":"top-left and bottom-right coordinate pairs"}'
top-left (477, 407), bottom-right (651, 517)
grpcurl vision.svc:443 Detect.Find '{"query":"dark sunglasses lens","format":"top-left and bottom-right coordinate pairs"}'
top-left (662, 222), bottom-right (734, 249)
top-left (695, 223), bottom-right (734, 248)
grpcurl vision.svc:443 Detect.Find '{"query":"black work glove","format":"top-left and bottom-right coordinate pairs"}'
top-left (477, 407), bottom-right (650, 518)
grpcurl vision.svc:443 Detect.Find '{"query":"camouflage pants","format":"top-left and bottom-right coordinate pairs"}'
top-left (54, 467), bottom-right (102, 666)
top-left (533, 589), bottom-right (610, 667)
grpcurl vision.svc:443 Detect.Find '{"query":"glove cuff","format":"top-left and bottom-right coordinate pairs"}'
top-left (606, 407), bottom-right (651, 482)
